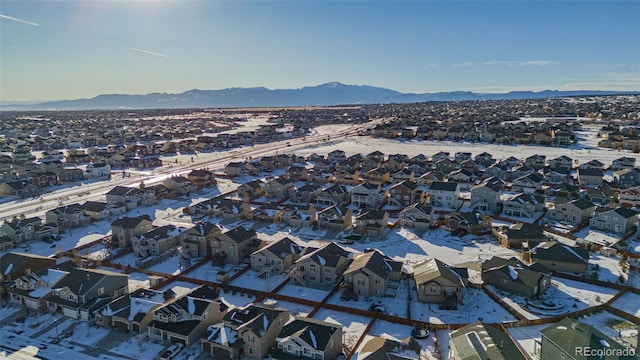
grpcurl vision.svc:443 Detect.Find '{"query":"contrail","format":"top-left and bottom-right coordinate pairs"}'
top-left (0, 14), bottom-right (40, 27)
top-left (124, 47), bottom-right (169, 58)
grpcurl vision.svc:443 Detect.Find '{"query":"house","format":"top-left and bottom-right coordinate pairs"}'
top-left (283, 165), bottom-right (309, 181)
top-left (362, 167), bottom-right (391, 185)
top-left (549, 155), bottom-right (574, 172)
top-left (450, 321), bottom-right (527, 360)
top-left (237, 180), bottom-right (265, 200)
top-left (447, 169), bottom-right (474, 190)
top-left (202, 303), bottom-right (290, 360)
top-left (354, 210), bottom-right (390, 236)
top-left (481, 256), bottom-right (551, 298)
top-left (579, 159), bottom-right (605, 170)
top-left (502, 193), bottom-right (545, 218)
top-left (46, 268), bottom-right (129, 320)
top-left (148, 285), bottom-right (230, 346)
top-left (474, 152), bottom-right (494, 167)
top-left (186, 168), bottom-right (216, 189)
top-left (264, 178), bottom-right (294, 199)
top-left (132, 225), bottom-right (186, 258)
top-left (446, 211), bottom-right (492, 235)
top-left (273, 317), bottom-right (343, 360)
top-left (590, 207), bottom-right (638, 235)
top-left (316, 205), bottom-right (352, 231)
top-left (399, 203), bottom-right (435, 230)
top-left (343, 249), bottom-right (402, 298)
top-left (583, 186), bottom-right (616, 207)
top-left (0, 217), bottom-right (59, 244)
top-left (280, 204), bottom-right (315, 228)
top-left (386, 180), bottom-right (422, 209)
top-left (315, 184), bottom-right (350, 208)
top-left (251, 237), bottom-right (309, 277)
top-left (0, 180), bottom-right (39, 198)
top-left (613, 168), bottom-right (640, 189)
top-left (163, 176), bottom-right (197, 196)
top-left (413, 258), bottom-right (466, 308)
top-left (111, 215), bottom-right (154, 248)
top-left (354, 335), bottom-right (422, 360)
top-left (28, 171), bottom-right (59, 189)
top-left (619, 186), bottom-right (640, 208)
top-left (105, 185), bottom-right (156, 209)
top-left (181, 222), bottom-right (223, 258)
top-left (539, 318), bottom-right (637, 360)
top-left (45, 203), bottom-right (92, 229)
top-left (94, 287), bottom-right (170, 333)
top-left (611, 156), bottom-right (637, 170)
top-left (524, 154), bottom-right (546, 169)
top-left (577, 167), bottom-right (604, 187)
top-left (85, 162), bottom-right (111, 178)
top-left (10, 267), bottom-right (70, 311)
top-left (470, 179), bottom-right (502, 213)
top-left (288, 183), bottom-right (322, 205)
top-left (81, 201), bottom-right (113, 221)
top-left (351, 182), bottom-right (387, 209)
top-left (0, 252), bottom-right (57, 295)
top-left (211, 226), bottom-right (259, 266)
top-left (429, 181), bottom-right (461, 209)
top-left (289, 242), bottom-right (352, 289)
top-left (434, 158), bottom-right (456, 175)
top-left (327, 150), bottom-right (346, 163)
top-left (494, 222), bottom-right (547, 249)
top-left (547, 198), bottom-right (596, 226)
top-left (524, 241), bottom-right (589, 274)
top-left (512, 173), bottom-right (544, 194)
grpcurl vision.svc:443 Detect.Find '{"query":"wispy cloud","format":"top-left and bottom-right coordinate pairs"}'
top-left (124, 47), bottom-right (169, 58)
top-left (452, 60), bottom-right (557, 67)
top-left (0, 13), bottom-right (40, 27)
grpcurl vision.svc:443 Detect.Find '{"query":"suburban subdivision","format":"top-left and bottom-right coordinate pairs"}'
top-left (1, 96), bottom-right (639, 360)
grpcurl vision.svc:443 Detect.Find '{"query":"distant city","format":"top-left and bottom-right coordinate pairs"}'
top-left (0, 94), bottom-right (639, 360)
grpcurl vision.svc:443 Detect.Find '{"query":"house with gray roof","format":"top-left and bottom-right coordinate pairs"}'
top-left (251, 236), bottom-right (310, 278)
top-left (539, 318), bottom-right (639, 360)
top-left (273, 317), bottom-right (343, 360)
top-left (482, 256), bottom-right (551, 298)
top-left (45, 267), bottom-right (129, 320)
top-left (148, 285), bottom-right (230, 346)
top-left (111, 215), bottom-right (154, 248)
top-left (590, 207), bottom-right (639, 235)
top-left (354, 335), bottom-right (422, 360)
top-left (524, 241), bottom-right (589, 274)
top-left (577, 167), bottom-right (604, 187)
top-left (429, 181), bottom-right (461, 209)
top-left (211, 226), bottom-right (259, 266)
top-left (547, 198), bottom-right (596, 226)
top-left (181, 221), bottom-right (223, 258)
top-left (202, 303), bottom-right (290, 360)
top-left (289, 242), bottom-right (352, 289)
top-left (470, 178), bottom-right (502, 213)
top-left (450, 321), bottom-right (527, 360)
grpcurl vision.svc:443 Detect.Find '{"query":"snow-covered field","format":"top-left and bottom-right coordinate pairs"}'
top-left (611, 291), bottom-right (640, 318)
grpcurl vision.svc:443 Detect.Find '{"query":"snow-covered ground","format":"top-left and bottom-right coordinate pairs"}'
top-left (610, 291), bottom-right (640, 318)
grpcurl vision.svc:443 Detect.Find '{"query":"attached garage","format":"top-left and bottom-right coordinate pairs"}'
top-left (213, 347), bottom-right (232, 359)
top-left (113, 319), bottom-right (130, 332)
top-left (63, 307), bottom-right (78, 319)
top-left (169, 336), bottom-right (186, 346)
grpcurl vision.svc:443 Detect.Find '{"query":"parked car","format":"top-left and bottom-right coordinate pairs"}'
top-left (159, 343), bottom-right (184, 360)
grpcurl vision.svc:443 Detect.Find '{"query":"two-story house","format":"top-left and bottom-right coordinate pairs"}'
top-left (289, 242), bottom-right (352, 289)
top-left (547, 198), bottom-right (596, 226)
top-left (202, 303), bottom-right (290, 360)
top-left (148, 285), bottom-right (230, 346)
top-left (181, 222), bottom-right (223, 258)
top-left (590, 207), bottom-right (638, 235)
top-left (273, 317), bottom-right (343, 360)
top-left (46, 267), bottom-right (129, 320)
top-left (343, 249), bottom-right (402, 298)
top-left (350, 182), bottom-right (387, 209)
top-left (132, 224), bottom-right (187, 258)
top-left (470, 179), bottom-right (502, 213)
top-left (211, 226), bottom-right (259, 266)
top-left (429, 181), bottom-right (461, 209)
top-left (399, 203), bottom-right (435, 230)
top-left (251, 236), bottom-right (310, 278)
top-left (413, 258), bottom-right (467, 309)
top-left (111, 215), bottom-right (154, 248)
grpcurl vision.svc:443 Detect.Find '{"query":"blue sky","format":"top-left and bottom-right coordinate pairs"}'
top-left (1, 0), bottom-right (639, 101)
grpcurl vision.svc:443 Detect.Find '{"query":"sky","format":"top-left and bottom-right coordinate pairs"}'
top-left (1, 0), bottom-right (639, 102)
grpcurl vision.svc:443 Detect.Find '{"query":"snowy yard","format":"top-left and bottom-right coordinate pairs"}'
top-left (411, 288), bottom-right (517, 325)
top-left (610, 291), bottom-right (640, 318)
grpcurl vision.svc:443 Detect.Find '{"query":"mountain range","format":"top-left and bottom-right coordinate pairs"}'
top-left (4, 82), bottom-right (637, 110)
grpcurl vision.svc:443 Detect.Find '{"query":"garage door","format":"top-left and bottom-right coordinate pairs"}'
top-left (63, 307), bottom-right (78, 319)
top-left (213, 347), bottom-right (232, 359)
top-left (170, 336), bottom-right (186, 345)
top-left (132, 323), bottom-right (141, 333)
top-left (113, 319), bottom-right (129, 332)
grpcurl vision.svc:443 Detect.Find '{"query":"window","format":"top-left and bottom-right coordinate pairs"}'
top-left (501, 279), bottom-right (508, 285)
top-left (249, 348), bottom-right (255, 355)
top-left (357, 280), bottom-right (365, 285)
top-left (325, 268), bottom-right (331, 273)
top-left (303, 348), bottom-right (311, 356)
top-left (98, 287), bottom-right (104, 295)
top-left (309, 275), bottom-right (316, 281)
top-left (248, 335), bottom-right (255, 343)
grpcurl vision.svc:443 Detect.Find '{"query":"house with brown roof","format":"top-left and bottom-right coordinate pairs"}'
top-left (343, 249), bottom-right (402, 298)
top-left (414, 258), bottom-right (466, 309)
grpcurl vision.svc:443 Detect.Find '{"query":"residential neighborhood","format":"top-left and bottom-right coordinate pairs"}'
top-left (1, 98), bottom-right (639, 360)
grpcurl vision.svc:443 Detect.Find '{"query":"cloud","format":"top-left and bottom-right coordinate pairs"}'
top-left (452, 60), bottom-right (557, 67)
top-left (0, 13), bottom-right (40, 27)
top-left (124, 47), bottom-right (169, 58)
